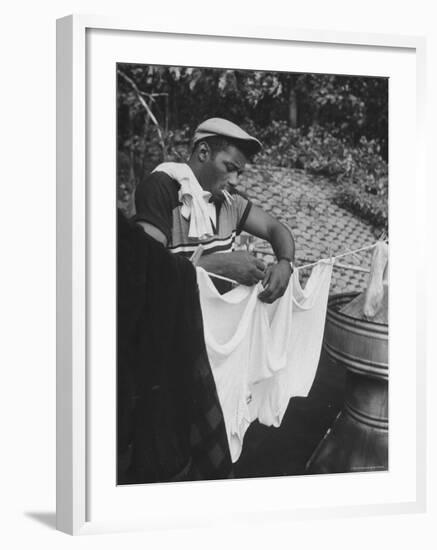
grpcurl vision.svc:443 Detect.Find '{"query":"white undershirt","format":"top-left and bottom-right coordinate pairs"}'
top-left (196, 261), bottom-right (333, 462)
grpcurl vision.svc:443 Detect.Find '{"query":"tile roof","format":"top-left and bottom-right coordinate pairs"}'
top-left (236, 165), bottom-right (382, 295)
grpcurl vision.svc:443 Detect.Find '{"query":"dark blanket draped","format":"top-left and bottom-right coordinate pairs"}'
top-left (117, 210), bottom-right (232, 483)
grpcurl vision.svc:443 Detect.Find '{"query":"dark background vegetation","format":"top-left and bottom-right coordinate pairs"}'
top-left (117, 64), bottom-right (388, 229)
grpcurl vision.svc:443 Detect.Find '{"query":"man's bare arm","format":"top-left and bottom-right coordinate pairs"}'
top-left (137, 222), bottom-right (264, 285)
top-left (242, 205), bottom-right (295, 303)
top-left (198, 206), bottom-right (295, 292)
top-left (242, 205), bottom-right (295, 262)
top-left (197, 251), bottom-right (266, 286)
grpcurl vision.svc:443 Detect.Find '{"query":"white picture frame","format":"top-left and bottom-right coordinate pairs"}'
top-left (56, 14), bottom-right (427, 535)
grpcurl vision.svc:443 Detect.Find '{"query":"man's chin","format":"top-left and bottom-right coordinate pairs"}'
top-left (210, 194), bottom-right (225, 205)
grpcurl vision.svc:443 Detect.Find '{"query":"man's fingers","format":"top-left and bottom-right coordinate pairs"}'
top-left (254, 258), bottom-right (266, 272)
top-left (258, 278), bottom-right (287, 302)
top-left (257, 264), bottom-right (291, 302)
top-left (253, 267), bottom-right (266, 282)
top-left (242, 268), bottom-right (264, 286)
top-left (257, 288), bottom-right (268, 301)
top-left (259, 291), bottom-right (275, 303)
top-left (262, 266), bottom-right (273, 287)
top-left (258, 283), bottom-right (278, 303)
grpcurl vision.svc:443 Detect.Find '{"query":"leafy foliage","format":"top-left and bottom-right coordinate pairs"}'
top-left (116, 63), bottom-right (388, 227)
top-left (255, 122), bottom-right (388, 229)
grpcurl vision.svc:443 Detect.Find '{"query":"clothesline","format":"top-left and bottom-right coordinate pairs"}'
top-left (205, 240), bottom-right (387, 286)
top-left (298, 241), bottom-right (387, 270)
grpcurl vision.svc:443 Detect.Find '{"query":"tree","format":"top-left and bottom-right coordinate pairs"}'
top-left (116, 62), bottom-right (388, 211)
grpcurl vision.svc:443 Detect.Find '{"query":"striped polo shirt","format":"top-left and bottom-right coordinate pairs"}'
top-left (134, 169), bottom-right (252, 258)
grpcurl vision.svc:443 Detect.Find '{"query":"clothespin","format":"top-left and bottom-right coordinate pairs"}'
top-left (378, 230), bottom-right (388, 242)
top-left (346, 247), bottom-right (361, 261)
top-left (334, 262), bottom-right (370, 273)
top-left (190, 244), bottom-right (205, 266)
top-left (328, 246), bottom-right (334, 265)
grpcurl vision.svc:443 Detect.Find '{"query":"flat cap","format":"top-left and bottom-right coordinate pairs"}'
top-left (193, 118), bottom-right (262, 154)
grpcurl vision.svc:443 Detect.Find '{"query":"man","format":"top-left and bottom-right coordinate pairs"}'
top-left (134, 118), bottom-right (295, 303)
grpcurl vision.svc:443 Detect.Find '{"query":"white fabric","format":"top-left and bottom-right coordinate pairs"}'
top-left (152, 162), bottom-right (216, 239)
top-left (196, 261), bottom-right (333, 462)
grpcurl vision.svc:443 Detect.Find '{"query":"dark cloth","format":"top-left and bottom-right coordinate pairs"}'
top-left (134, 171), bottom-right (179, 244)
top-left (117, 210), bottom-right (233, 483)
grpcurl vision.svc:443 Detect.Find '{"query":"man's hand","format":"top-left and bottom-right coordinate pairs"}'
top-left (258, 260), bottom-right (293, 303)
top-left (241, 205), bottom-right (295, 301)
top-left (198, 251), bottom-right (266, 286)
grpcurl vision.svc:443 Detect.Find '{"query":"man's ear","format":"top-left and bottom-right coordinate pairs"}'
top-left (197, 141), bottom-right (211, 162)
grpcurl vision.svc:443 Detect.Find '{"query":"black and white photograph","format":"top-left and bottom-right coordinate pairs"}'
top-left (116, 63), bottom-right (389, 485)
top-left (1, 0), bottom-right (434, 542)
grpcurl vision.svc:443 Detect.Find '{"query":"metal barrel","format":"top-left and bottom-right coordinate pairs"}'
top-left (306, 292), bottom-right (389, 474)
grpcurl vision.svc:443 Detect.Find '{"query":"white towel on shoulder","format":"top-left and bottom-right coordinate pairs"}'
top-left (152, 162), bottom-right (215, 240)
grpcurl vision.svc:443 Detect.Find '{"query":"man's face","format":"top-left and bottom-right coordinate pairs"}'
top-left (199, 144), bottom-right (247, 203)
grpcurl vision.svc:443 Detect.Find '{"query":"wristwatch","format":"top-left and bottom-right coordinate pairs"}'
top-left (278, 257), bottom-right (294, 272)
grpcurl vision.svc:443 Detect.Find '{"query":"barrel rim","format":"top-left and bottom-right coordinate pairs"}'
top-left (328, 292), bottom-right (389, 330)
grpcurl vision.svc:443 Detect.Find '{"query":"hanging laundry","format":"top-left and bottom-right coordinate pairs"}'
top-left (340, 241), bottom-right (389, 323)
top-left (196, 260), bottom-right (333, 462)
top-left (248, 261), bottom-right (333, 428)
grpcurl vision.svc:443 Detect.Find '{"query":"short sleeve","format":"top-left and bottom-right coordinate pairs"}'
top-left (134, 172), bottom-right (179, 244)
top-left (234, 194), bottom-right (252, 235)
